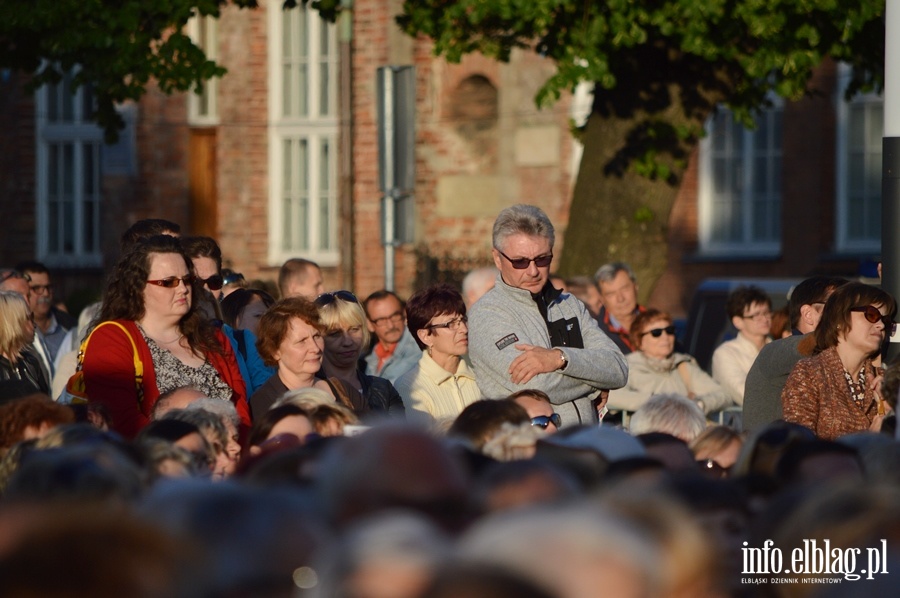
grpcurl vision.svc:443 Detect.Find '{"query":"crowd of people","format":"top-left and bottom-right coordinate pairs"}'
top-left (1, 205), bottom-right (899, 597)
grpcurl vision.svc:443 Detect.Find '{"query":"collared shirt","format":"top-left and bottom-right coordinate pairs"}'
top-left (712, 332), bottom-right (771, 406)
top-left (597, 305), bottom-right (645, 354)
top-left (393, 350), bottom-right (481, 427)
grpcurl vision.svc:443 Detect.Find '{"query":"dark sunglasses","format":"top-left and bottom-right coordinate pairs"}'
top-left (496, 248), bottom-right (553, 270)
top-left (147, 275), bottom-right (196, 288)
top-left (198, 274), bottom-right (224, 291)
top-left (530, 414), bottom-right (562, 429)
top-left (850, 305), bottom-right (893, 328)
top-left (315, 290), bottom-right (359, 307)
top-left (222, 271), bottom-right (245, 286)
top-left (642, 325), bottom-right (676, 338)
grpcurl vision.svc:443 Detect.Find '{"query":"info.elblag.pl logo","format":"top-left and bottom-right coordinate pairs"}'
top-left (741, 539), bottom-right (889, 585)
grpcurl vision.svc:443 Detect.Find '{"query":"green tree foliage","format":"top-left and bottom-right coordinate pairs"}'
top-left (398, 0), bottom-right (885, 291)
top-left (0, 0), bottom-right (342, 141)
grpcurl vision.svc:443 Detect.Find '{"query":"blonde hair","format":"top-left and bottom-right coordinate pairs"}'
top-left (689, 425), bottom-right (743, 459)
top-left (0, 291), bottom-right (32, 361)
top-left (317, 298), bottom-right (372, 348)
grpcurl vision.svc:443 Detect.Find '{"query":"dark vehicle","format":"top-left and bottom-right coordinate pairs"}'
top-left (682, 278), bottom-right (801, 373)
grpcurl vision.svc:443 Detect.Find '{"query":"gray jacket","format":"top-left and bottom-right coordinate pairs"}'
top-left (468, 276), bottom-right (628, 426)
top-left (363, 328), bottom-right (422, 384)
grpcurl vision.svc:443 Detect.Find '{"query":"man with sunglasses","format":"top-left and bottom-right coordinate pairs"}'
top-left (743, 276), bottom-right (847, 432)
top-left (468, 205), bottom-right (628, 428)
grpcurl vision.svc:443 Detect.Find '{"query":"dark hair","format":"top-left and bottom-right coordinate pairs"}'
top-left (13, 260), bottom-right (49, 277)
top-left (725, 286), bottom-right (771, 320)
top-left (448, 400), bottom-right (530, 451)
top-left (255, 297), bottom-right (324, 366)
top-left (815, 282), bottom-right (897, 352)
top-left (775, 439), bottom-right (860, 486)
top-left (120, 219), bottom-right (180, 251)
top-left (362, 289), bottom-right (404, 317)
top-left (220, 288), bottom-right (276, 329)
top-left (628, 308), bottom-right (672, 351)
top-left (405, 284), bottom-right (466, 350)
top-left (180, 236), bottom-right (223, 272)
top-left (788, 276), bottom-right (847, 328)
top-left (137, 418), bottom-right (202, 444)
top-left (506, 388), bottom-right (552, 405)
top-left (99, 235), bottom-right (222, 356)
top-left (248, 404), bottom-right (312, 447)
top-left (278, 258), bottom-right (320, 297)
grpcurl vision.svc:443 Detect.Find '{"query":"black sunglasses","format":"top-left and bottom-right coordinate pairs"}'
top-left (642, 325), bottom-right (676, 338)
top-left (531, 414), bottom-right (562, 429)
top-left (222, 271), bottom-right (245, 286)
top-left (850, 305), bottom-right (893, 327)
top-left (496, 248), bottom-right (553, 270)
top-left (198, 274), bottom-right (224, 291)
top-left (147, 275), bottom-right (196, 288)
top-left (315, 290), bottom-right (359, 306)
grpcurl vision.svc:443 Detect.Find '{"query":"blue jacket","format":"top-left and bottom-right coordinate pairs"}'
top-left (222, 325), bottom-right (276, 396)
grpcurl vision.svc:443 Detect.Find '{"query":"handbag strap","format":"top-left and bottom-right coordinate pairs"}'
top-left (76, 321), bottom-right (145, 400)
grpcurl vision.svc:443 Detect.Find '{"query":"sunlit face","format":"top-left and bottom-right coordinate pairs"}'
top-left (639, 317), bottom-right (675, 360)
top-left (366, 295), bottom-right (406, 346)
top-left (420, 312), bottom-right (468, 360)
top-left (285, 266), bottom-right (324, 300)
top-left (236, 295), bottom-right (269, 336)
top-left (843, 303), bottom-right (887, 356)
top-left (274, 318), bottom-right (325, 379)
top-left (192, 256), bottom-right (222, 301)
top-left (598, 270), bottom-right (638, 321)
top-left (324, 324), bottom-right (365, 370)
top-left (492, 234), bottom-right (553, 294)
top-left (143, 253), bottom-right (192, 322)
top-left (269, 414), bottom-right (314, 443)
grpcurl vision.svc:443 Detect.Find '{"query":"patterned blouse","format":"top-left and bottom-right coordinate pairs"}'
top-left (140, 329), bottom-right (233, 401)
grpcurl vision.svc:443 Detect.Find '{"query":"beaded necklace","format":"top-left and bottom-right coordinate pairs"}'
top-left (842, 366), bottom-right (867, 404)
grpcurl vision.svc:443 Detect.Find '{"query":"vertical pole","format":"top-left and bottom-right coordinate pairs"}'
top-left (383, 70), bottom-right (396, 292)
top-left (884, 0), bottom-right (900, 357)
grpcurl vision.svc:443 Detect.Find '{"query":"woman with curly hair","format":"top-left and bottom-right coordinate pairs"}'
top-left (82, 235), bottom-right (250, 438)
top-left (0, 290), bottom-right (50, 395)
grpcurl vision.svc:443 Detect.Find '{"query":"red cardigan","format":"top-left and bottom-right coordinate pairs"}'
top-left (82, 320), bottom-right (251, 439)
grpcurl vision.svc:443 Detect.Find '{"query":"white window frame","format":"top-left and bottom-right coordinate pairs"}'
top-left (267, 2), bottom-right (339, 267)
top-left (698, 102), bottom-right (783, 256)
top-left (35, 72), bottom-right (104, 267)
top-left (187, 14), bottom-right (220, 125)
top-left (835, 63), bottom-right (883, 254)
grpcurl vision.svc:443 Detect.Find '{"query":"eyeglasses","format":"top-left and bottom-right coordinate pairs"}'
top-left (315, 290), bottom-right (359, 307)
top-left (742, 310), bottom-right (773, 321)
top-left (642, 325), bottom-right (675, 338)
top-left (197, 274), bottom-right (224, 291)
top-left (29, 283), bottom-right (52, 295)
top-left (370, 311), bottom-right (404, 327)
top-left (495, 248), bottom-right (553, 270)
top-left (850, 305), bottom-right (894, 330)
top-left (146, 275), bottom-right (196, 288)
top-left (425, 315), bottom-right (468, 331)
top-left (531, 414), bottom-right (562, 429)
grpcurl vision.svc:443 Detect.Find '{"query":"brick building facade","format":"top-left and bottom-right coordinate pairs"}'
top-left (0, 1), bottom-right (881, 319)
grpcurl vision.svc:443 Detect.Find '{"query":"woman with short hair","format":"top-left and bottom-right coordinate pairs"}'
top-left (315, 291), bottom-right (404, 420)
top-left (393, 283), bottom-right (480, 427)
